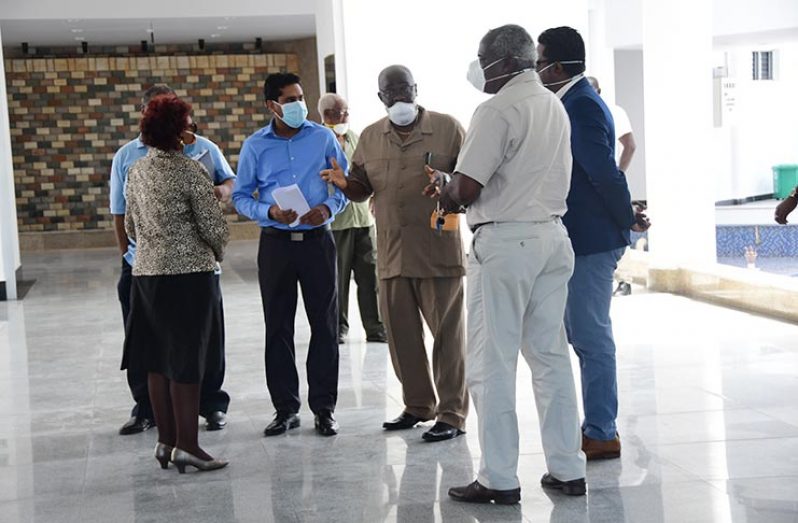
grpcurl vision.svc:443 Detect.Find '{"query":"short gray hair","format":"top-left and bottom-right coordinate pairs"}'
top-left (484, 25), bottom-right (537, 65)
top-left (142, 84), bottom-right (174, 105)
top-left (318, 92), bottom-right (347, 116)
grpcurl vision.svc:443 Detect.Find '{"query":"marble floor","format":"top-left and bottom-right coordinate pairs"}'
top-left (1, 241), bottom-right (798, 523)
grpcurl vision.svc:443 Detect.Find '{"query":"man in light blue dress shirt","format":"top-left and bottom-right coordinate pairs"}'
top-left (109, 84), bottom-right (235, 435)
top-left (233, 73), bottom-right (348, 437)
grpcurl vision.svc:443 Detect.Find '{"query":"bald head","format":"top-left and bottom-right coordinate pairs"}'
top-left (378, 65), bottom-right (414, 91)
top-left (377, 65), bottom-right (417, 108)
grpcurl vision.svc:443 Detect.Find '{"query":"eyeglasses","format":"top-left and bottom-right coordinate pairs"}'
top-left (325, 110), bottom-right (349, 119)
top-left (379, 84), bottom-right (416, 100)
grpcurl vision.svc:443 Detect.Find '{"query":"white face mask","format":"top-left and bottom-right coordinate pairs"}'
top-left (325, 122), bottom-right (349, 136)
top-left (467, 57), bottom-right (531, 92)
top-left (386, 101), bottom-right (418, 126)
top-left (537, 60), bottom-right (585, 87)
top-left (274, 100), bottom-right (308, 128)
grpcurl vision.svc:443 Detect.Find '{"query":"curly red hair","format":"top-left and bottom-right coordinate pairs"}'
top-left (140, 94), bottom-right (192, 151)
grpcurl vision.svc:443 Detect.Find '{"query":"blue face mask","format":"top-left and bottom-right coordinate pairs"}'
top-left (276, 100), bottom-right (308, 128)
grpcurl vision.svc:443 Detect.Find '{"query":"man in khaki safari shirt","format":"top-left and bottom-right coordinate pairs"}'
top-left (321, 65), bottom-right (468, 442)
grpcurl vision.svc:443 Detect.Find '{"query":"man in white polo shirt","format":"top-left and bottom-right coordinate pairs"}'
top-left (431, 25), bottom-right (586, 504)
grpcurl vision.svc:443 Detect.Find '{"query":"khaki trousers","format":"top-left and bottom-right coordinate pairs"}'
top-left (467, 221), bottom-right (585, 490)
top-left (379, 276), bottom-right (468, 429)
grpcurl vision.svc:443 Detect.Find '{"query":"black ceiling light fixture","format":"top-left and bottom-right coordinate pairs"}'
top-left (81, 41), bottom-right (88, 54)
top-left (21, 42), bottom-right (29, 54)
top-left (141, 40), bottom-right (148, 52)
top-left (198, 38), bottom-right (205, 51)
top-left (255, 37), bottom-right (262, 50)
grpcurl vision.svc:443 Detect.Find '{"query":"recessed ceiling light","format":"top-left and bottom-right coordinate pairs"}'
top-left (217, 26), bottom-right (228, 30)
top-left (210, 34), bottom-right (221, 38)
top-left (70, 28), bottom-right (83, 33)
top-left (67, 18), bottom-right (81, 23)
top-left (74, 36), bottom-right (85, 41)
top-left (146, 28), bottom-right (154, 33)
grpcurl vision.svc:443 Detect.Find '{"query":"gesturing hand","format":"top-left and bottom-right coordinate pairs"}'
top-left (213, 184), bottom-right (231, 203)
top-left (269, 205), bottom-right (298, 225)
top-left (320, 157), bottom-right (347, 189)
top-left (300, 205), bottom-right (331, 226)
top-left (632, 204), bottom-right (651, 232)
top-left (423, 165), bottom-right (442, 198)
top-left (775, 197), bottom-right (797, 224)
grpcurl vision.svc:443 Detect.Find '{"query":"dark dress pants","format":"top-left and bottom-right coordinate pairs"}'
top-left (118, 258), bottom-right (230, 419)
top-left (332, 225), bottom-right (384, 337)
top-left (257, 229), bottom-right (339, 415)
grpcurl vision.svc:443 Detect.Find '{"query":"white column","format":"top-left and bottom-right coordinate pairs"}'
top-left (314, 0), bottom-right (350, 101)
top-left (587, 0), bottom-right (617, 104)
top-left (642, 0), bottom-right (715, 269)
top-left (0, 26), bottom-right (21, 300)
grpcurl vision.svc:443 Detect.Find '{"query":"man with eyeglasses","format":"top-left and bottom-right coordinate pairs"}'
top-left (318, 93), bottom-right (386, 345)
top-left (109, 84), bottom-right (235, 435)
top-left (321, 65), bottom-right (469, 442)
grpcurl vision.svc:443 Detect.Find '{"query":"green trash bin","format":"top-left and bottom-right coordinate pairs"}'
top-left (773, 164), bottom-right (798, 199)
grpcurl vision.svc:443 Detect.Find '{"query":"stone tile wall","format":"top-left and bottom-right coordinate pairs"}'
top-left (5, 51), bottom-right (298, 232)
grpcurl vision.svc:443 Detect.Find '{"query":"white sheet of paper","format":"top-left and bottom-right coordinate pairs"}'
top-left (272, 184), bottom-right (311, 228)
top-left (191, 149), bottom-right (215, 181)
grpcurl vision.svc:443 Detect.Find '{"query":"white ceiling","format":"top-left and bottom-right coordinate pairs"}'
top-left (0, 16), bottom-right (317, 47)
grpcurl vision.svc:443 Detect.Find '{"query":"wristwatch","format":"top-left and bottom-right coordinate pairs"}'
top-left (790, 187), bottom-right (798, 199)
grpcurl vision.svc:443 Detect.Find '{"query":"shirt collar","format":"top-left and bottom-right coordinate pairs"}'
top-left (556, 74), bottom-right (585, 99)
top-left (498, 69), bottom-right (540, 93)
top-left (135, 135), bottom-right (147, 149)
top-left (263, 118), bottom-right (312, 138)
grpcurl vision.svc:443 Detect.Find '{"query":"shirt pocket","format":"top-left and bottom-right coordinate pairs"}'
top-left (427, 153), bottom-right (457, 174)
top-left (364, 158), bottom-right (390, 193)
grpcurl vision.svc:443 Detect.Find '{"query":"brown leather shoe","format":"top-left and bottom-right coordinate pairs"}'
top-left (448, 480), bottom-right (521, 505)
top-left (582, 433), bottom-right (621, 460)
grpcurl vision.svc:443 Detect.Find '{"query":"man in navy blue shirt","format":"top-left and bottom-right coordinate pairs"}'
top-left (233, 73), bottom-right (348, 437)
top-left (537, 27), bottom-right (648, 463)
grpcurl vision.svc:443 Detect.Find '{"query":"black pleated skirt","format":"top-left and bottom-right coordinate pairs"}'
top-left (122, 271), bottom-right (221, 384)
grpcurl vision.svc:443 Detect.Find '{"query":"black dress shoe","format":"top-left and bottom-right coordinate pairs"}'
top-left (382, 411), bottom-right (426, 431)
top-left (422, 421), bottom-right (465, 442)
top-left (314, 409), bottom-right (339, 436)
top-left (540, 473), bottom-right (586, 496)
top-left (119, 416), bottom-right (154, 436)
top-left (613, 281), bottom-right (632, 296)
top-left (205, 411), bottom-right (227, 431)
top-left (448, 480), bottom-right (521, 505)
top-left (366, 332), bottom-right (387, 343)
top-left (263, 412), bottom-right (300, 437)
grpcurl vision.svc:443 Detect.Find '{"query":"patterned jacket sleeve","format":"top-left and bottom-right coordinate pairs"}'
top-left (187, 163), bottom-right (229, 262)
top-left (124, 168), bottom-right (137, 241)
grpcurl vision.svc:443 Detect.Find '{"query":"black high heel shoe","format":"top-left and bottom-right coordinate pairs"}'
top-left (170, 448), bottom-right (229, 474)
top-left (154, 442), bottom-right (174, 470)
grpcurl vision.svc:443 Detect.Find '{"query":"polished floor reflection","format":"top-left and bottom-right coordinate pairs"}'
top-left (1, 242), bottom-right (797, 522)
